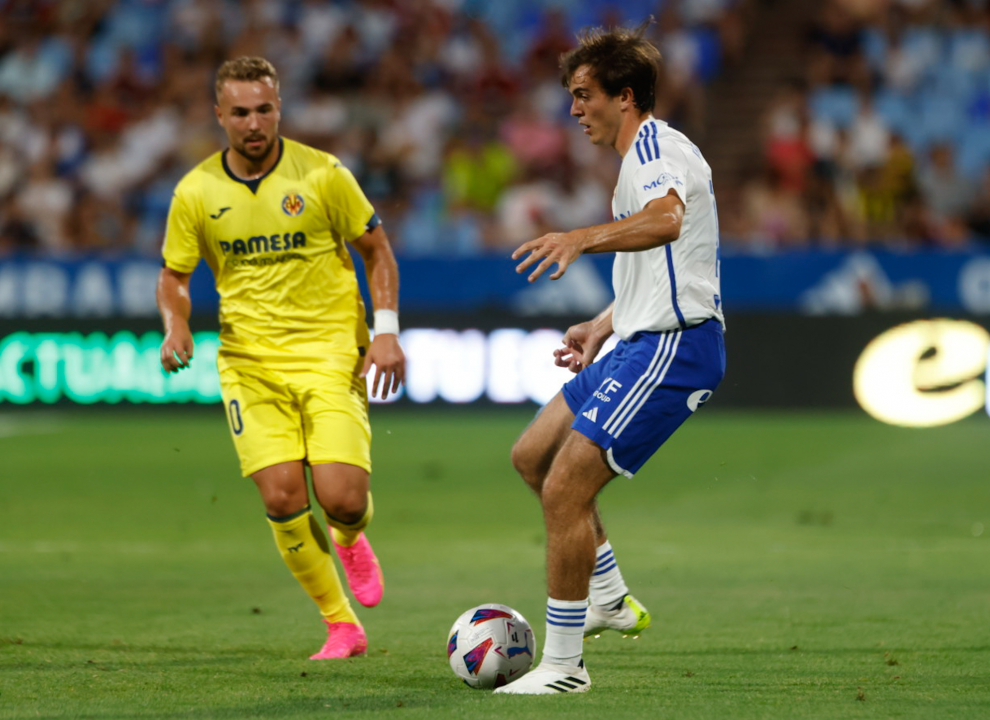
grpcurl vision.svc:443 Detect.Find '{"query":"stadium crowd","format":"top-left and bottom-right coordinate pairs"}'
top-left (741, 0), bottom-right (990, 250)
top-left (1, 0), bottom-right (988, 257)
top-left (0, 0), bottom-right (744, 257)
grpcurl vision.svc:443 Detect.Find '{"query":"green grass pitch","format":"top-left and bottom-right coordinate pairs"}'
top-left (1, 407), bottom-right (988, 719)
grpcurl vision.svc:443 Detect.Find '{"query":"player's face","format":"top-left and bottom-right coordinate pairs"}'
top-left (568, 65), bottom-right (622, 148)
top-left (215, 79), bottom-right (281, 164)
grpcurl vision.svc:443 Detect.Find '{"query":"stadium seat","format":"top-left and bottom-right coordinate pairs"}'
top-left (808, 85), bottom-right (858, 129)
top-left (955, 123), bottom-right (990, 180)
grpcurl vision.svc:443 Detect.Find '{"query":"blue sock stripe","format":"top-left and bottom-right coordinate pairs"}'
top-left (595, 550), bottom-right (615, 566)
top-left (547, 619), bottom-right (585, 627)
top-left (547, 606), bottom-right (587, 615)
top-left (547, 610), bottom-right (586, 619)
top-left (593, 560), bottom-right (618, 575)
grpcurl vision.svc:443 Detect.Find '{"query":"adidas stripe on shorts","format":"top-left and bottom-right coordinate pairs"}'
top-left (563, 318), bottom-right (725, 478)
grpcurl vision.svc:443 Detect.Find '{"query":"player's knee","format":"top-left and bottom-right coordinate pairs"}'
top-left (263, 489), bottom-right (308, 518)
top-left (319, 490), bottom-right (367, 525)
top-left (511, 439), bottom-right (544, 492)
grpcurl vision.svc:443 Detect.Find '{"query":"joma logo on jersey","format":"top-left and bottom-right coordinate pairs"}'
top-left (219, 232), bottom-right (307, 255)
top-left (643, 173), bottom-right (682, 191)
top-left (282, 192), bottom-right (305, 217)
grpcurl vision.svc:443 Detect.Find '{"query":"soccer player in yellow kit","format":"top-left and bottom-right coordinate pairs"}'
top-left (156, 57), bottom-right (405, 659)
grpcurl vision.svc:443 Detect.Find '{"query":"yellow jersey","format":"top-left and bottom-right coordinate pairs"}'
top-left (163, 138), bottom-right (378, 367)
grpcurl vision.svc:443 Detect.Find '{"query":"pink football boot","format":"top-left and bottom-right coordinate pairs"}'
top-left (332, 533), bottom-right (384, 607)
top-left (309, 621), bottom-right (368, 660)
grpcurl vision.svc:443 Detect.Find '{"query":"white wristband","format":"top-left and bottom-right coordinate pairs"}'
top-left (374, 309), bottom-right (400, 336)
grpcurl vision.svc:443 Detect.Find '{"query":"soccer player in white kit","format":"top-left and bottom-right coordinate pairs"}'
top-left (495, 25), bottom-right (725, 695)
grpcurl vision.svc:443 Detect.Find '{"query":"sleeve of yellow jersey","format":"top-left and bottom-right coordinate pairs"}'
top-left (162, 183), bottom-right (203, 273)
top-left (323, 160), bottom-right (377, 242)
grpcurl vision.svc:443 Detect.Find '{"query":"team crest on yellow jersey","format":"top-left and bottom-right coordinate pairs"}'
top-left (282, 192), bottom-right (305, 217)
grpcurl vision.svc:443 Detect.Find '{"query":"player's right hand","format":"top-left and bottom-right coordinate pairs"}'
top-left (160, 323), bottom-right (194, 373)
top-left (362, 333), bottom-right (406, 399)
top-left (554, 321), bottom-right (605, 374)
top-left (512, 229), bottom-right (586, 283)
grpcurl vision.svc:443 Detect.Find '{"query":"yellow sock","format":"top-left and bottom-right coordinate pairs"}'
top-left (267, 507), bottom-right (357, 623)
top-left (326, 492), bottom-right (374, 547)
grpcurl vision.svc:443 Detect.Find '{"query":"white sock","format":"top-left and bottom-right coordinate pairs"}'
top-left (589, 541), bottom-right (628, 609)
top-left (543, 597), bottom-right (587, 666)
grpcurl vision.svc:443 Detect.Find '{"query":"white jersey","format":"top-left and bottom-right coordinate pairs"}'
top-left (610, 117), bottom-right (723, 339)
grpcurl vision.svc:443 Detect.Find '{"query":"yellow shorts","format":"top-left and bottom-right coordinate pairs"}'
top-left (217, 358), bottom-right (371, 478)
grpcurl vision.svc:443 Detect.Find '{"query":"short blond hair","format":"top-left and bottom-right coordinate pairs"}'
top-left (215, 56), bottom-right (279, 101)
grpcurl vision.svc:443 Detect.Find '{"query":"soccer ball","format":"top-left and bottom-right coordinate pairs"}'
top-left (446, 604), bottom-right (535, 689)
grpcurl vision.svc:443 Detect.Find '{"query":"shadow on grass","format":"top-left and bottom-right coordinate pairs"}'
top-left (2, 645), bottom-right (270, 660)
top-left (656, 645), bottom-right (990, 656)
top-left (22, 696), bottom-right (439, 720)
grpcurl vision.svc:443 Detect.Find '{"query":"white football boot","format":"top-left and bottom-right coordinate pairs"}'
top-left (493, 659), bottom-right (591, 695)
top-left (583, 594), bottom-right (651, 638)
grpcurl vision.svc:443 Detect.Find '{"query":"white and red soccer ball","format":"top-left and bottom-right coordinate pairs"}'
top-left (447, 604), bottom-right (535, 689)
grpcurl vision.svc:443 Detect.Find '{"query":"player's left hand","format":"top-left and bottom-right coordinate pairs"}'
top-left (554, 319), bottom-right (609, 373)
top-left (362, 333), bottom-right (405, 399)
top-left (512, 230), bottom-right (585, 282)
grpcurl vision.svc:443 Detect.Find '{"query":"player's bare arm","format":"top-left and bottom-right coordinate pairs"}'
top-left (156, 267), bottom-right (194, 373)
top-left (350, 224), bottom-right (406, 398)
top-left (513, 191), bottom-right (685, 283)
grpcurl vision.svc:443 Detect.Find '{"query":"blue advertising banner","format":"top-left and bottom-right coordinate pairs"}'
top-left (0, 249), bottom-right (989, 318)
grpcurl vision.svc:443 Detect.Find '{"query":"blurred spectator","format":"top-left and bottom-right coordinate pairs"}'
top-left (500, 95), bottom-right (568, 173)
top-left (805, 0), bottom-right (869, 87)
top-left (442, 126), bottom-right (518, 215)
top-left (0, 194), bottom-right (39, 255)
top-left (737, 164), bottom-right (810, 250)
top-left (377, 72), bottom-right (458, 184)
top-left (544, 155), bottom-right (612, 232)
top-left (966, 168), bottom-right (990, 242)
top-left (878, 133), bottom-right (917, 212)
top-left (763, 86), bottom-right (816, 195)
top-left (524, 8), bottom-right (573, 74)
top-left (863, 5), bottom-right (937, 93)
top-left (847, 90), bottom-right (890, 170)
top-left (0, 33), bottom-right (69, 104)
top-left (496, 166), bottom-right (561, 248)
top-left (67, 188), bottom-right (133, 251)
top-left (915, 142), bottom-right (976, 246)
top-left (308, 24), bottom-right (365, 96)
top-left (16, 157), bottom-right (73, 251)
top-left (654, 5), bottom-right (710, 140)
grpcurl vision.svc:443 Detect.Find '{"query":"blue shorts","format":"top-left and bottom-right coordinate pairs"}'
top-left (562, 319), bottom-right (725, 478)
